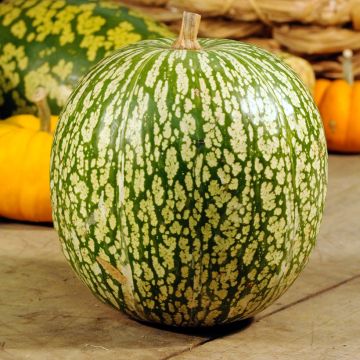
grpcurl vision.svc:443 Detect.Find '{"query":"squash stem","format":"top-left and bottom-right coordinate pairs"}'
top-left (31, 87), bottom-right (51, 132)
top-left (172, 12), bottom-right (202, 50)
top-left (342, 49), bottom-right (354, 85)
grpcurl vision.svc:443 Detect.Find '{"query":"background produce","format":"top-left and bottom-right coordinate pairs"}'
top-left (0, 0), bottom-right (172, 118)
top-left (315, 50), bottom-right (360, 153)
top-left (0, 89), bottom-right (57, 222)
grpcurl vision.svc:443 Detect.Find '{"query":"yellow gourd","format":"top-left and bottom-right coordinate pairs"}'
top-left (0, 89), bottom-right (58, 222)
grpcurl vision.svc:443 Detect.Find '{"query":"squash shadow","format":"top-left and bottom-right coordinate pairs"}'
top-left (0, 216), bottom-right (53, 227)
top-left (137, 317), bottom-right (254, 338)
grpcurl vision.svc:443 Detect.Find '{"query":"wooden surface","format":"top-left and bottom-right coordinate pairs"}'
top-left (1, 154), bottom-right (360, 360)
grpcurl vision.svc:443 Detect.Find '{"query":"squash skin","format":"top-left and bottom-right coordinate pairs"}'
top-left (314, 79), bottom-right (331, 105)
top-left (315, 79), bottom-right (360, 153)
top-left (0, 115), bottom-right (57, 221)
top-left (0, 0), bottom-right (172, 117)
top-left (51, 39), bottom-right (328, 327)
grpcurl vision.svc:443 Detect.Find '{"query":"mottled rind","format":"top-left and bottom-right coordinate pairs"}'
top-left (50, 38), bottom-right (328, 327)
top-left (0, 0), bottom-right (172, 117)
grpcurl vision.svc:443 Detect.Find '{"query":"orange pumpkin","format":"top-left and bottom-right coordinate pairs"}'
top-left (0, 89), bottom-right (58, 222)
top-left (315, 50), bottom-right (360, 153)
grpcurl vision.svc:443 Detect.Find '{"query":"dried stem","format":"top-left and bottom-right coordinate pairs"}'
top-left (31, 87), bottom-right (51, 132)
top-left (172, 12), bottom-right (202, 50)
top-left (342, 49), bottom-right (354, 85)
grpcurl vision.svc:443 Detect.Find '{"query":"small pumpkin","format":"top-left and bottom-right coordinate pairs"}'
top-left (315, 49), bottom-right (360, 153)
top-left (0, 88), bottom-right (57, 222)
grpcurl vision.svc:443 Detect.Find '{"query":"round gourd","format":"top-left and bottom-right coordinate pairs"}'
top-left (51, 13), bottom-right (328, 327)
top-left (0, 0), bottom-right (172, 118)
top-left (0, 89), bottom-right (57, 222)
top-left (314, 50), bottom-right (360, 153)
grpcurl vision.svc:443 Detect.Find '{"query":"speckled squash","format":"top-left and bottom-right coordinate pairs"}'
top-left (50, 13), bottom-right (328, 327)
top-left (0, 0), bottom-right (172, 118)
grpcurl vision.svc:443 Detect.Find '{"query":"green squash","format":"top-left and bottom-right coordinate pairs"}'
top-left (50, 13), bottom-right (327, 327)
top-left (0, 0), bottom-right (172, 117)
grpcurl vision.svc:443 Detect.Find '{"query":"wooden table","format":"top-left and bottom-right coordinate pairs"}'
top-left (1, 155), bottom-right (360, 360)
